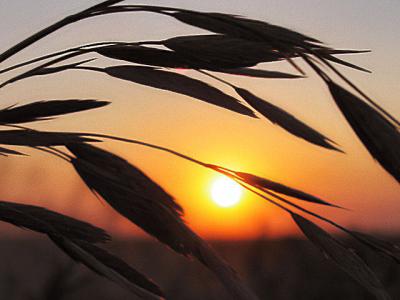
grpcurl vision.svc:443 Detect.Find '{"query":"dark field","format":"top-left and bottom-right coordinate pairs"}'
top-left (0, 237), bottom-right (399, 300)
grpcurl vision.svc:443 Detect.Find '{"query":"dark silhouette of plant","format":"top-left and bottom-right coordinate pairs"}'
top-left (0, 1), bottom-right (399, 299)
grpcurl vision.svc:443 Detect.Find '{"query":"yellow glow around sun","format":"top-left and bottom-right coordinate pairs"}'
top-left (211, 176), bottom-right (243, 207)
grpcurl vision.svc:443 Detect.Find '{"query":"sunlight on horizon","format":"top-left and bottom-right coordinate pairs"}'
top-left (0, 1), bottom-right (399, 240)
top-left (210, 176), bottom-right (243, 208)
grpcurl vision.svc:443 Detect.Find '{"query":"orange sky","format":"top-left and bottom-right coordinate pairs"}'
top-left (0, 1), bottom-right (399, 240)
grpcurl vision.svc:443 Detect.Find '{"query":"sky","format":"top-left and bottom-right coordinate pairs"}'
top-left (0, 0), bottom-right (399, 240)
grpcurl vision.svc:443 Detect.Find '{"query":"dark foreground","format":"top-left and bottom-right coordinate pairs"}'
top-left (0, 237), bottom-right (399, 299)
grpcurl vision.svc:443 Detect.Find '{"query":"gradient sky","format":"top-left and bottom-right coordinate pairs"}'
top-left (0, 1), bottom-right (399, 240)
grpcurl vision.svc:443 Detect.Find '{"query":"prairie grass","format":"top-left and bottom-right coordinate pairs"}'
top-left (0, 1), bottom-right (398, 299)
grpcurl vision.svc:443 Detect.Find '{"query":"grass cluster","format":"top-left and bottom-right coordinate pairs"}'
top-left (0, 1), bottom-right (398, 299)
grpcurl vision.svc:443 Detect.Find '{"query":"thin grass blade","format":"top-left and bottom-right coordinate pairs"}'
top-left (33, 59), bottom-right (96, 77)
top-left (0, 100), bottom-right (109, 124)
top-left (0, 146), bottom-right (25, 156)
top-left (234, 171), bottom-right (339, 207)
top-left (351, 231), bottom-right (400, 263)
top-left (51, 237), bottom-right (165, 300)
top-left (100, 65), bottom-right (256, 117)
top-left (163, 34), bottom-right (283, 68)
top-left (320, 54), bottom-right (370, 73)
top-left (214, 68), bottom-right (302, 78)
top-left (0, 201), bottom-right (109, 243)
top-left (233, 87), bottom-right (341, 151)
top-left (292, 213), bottom-right (391, 300)
top-left (0, 130), bottom-right (99, 147)
top-left (327, 81), bottom-right (400, 182)
top-left (0, 0), bottom-right (124, 63)
top-left (166, 11), bottom-right (323, 50)
top-left (96, 44), bottom-right (189, 68)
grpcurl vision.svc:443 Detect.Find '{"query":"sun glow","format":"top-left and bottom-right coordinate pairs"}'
top-left (211, 176), bottom-right (243, 208)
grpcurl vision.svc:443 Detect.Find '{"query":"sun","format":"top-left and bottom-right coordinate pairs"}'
top-left (210, 176), bottom-right (243, 208)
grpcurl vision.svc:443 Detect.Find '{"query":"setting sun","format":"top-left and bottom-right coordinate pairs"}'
top-left (211, 176), bottom-right (243, 207)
